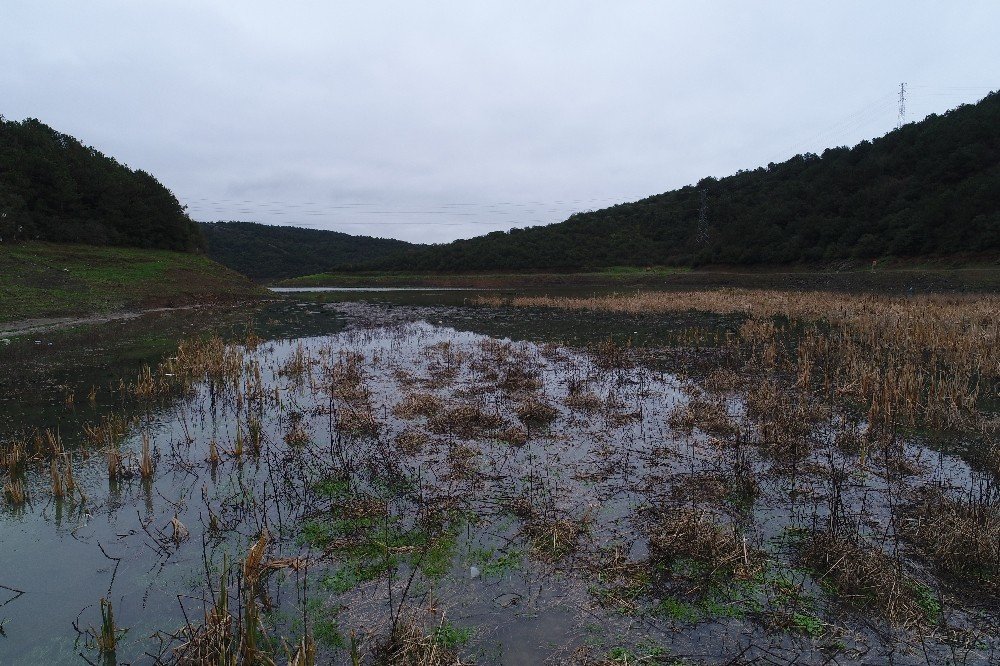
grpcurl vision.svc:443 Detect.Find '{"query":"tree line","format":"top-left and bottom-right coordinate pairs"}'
top-left (0, 117), bottom-right (202, 251)
top-left (200, 221), bottom-right (416, 281)
top-left (354, 91), bottom-right (1000, 272)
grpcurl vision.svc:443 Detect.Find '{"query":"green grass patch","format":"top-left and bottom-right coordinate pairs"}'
top-left (0, 241), bottom-right (262, 324)
top-left (432, 622), bottom-right (473, 649)
top-left (274, 267), bottom-right (690, 289)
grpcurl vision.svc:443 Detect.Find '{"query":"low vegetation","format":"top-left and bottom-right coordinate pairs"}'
top-left (0, 241), bottom-right (262, 324)
top-left (3, 287), bottom-right (999, 663)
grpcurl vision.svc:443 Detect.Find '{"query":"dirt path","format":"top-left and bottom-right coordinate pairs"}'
top-left (0, 306), bottom-right (203, 338)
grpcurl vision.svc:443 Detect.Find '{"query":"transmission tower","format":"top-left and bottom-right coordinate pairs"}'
top-left (897, 82), bottom-right (907, 129)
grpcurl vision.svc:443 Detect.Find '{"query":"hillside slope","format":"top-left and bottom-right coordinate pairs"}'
top-left (360, 92), bottom-right (1000, 272)
top-left (0, 117), bottom-right (202, 251)
top-left (0, 242), bottom-right (263, 324)
top-left (200, 221), bottom-right (418, 281)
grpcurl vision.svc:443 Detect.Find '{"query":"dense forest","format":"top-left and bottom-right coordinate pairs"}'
top-left (200, 221), bottom-right (416, 280)
top-left (357, 92), bottom-right (1000, 272)
top-left (0, 117), bottom-right (202, 251)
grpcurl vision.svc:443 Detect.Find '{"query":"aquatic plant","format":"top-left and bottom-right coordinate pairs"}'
top-left (139, 431), bottom-right (155, 480)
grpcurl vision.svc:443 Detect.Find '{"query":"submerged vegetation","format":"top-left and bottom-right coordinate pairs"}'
top-left (1, 287), bottom-right (999, 664)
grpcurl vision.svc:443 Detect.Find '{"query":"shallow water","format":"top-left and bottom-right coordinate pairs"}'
top-left (1, 298), bottom-right (997, 665)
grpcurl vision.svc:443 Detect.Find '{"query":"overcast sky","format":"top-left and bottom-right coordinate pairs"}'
top-left (4, 2), bottom-right (997, 243)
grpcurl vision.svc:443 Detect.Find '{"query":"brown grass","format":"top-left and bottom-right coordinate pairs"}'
top-left (394, 393), bottom-right (445, 420)
top-left (667, 394), bottom-right (739, 441)
top-left (515, 397), bottom-right (559, 425)
top-left (479, 289), bottom-right (1000, 430)
top-left (428, 404), bottom-right (502, 439)
top-left (647, 508), bottom-right (758, 584)
top-left (900, 485), bottom-right (1000, 589)
top-left (798, 531), bottom-right (929, 627)
top-left (395, 429), bottom-right (430, 455)
top-left (372, 615), bottom-right (470, 666)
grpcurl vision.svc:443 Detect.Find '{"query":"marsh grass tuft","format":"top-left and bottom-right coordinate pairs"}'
top-left (373, 613), bottom-right (471, 666)
top-left (648, 508), bottom-right (759, 588)
top-left (797, 530), bottom-right (931, 627)
top-left (900, 485), bottom-right (1000, 590)
top-left (139, 431), bottom-right (155, 480)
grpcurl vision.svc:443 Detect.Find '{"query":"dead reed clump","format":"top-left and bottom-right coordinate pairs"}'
top-left (278, 342), bottom-right (312, 379)
top-left (1, 440), bottom-right (29, 505)
top-left (372, 614), bottom-right (470, 666)
top-left (833, 427), bottom-right (865, 455)
top-left (107, 445), bottom-right (123, 480)
top-left (499, 364), bottom-right (542, 393)
top-left (591, 337), bottom-right (634, 370)
top-left (90, 597), bottom-right (121, 658)
top-left (284, 414), bottom-right (312, 446)
top-left (443, 443), bottom-right (481, 481)
top-left (82, 413), bottom-right (130, 449)
top-left (502, 494), bottom-right (535, 520)
top-left (337, 406), bottom-right (381, 437)
top-left (170, 515), bottom-right (190, 544)
top-left (540, 342), bottom-right (565, 361)
top-left (564, 390), bottom-right (605, 412)
top-left (50, 457), bottom-right (64, 499)
top-left (900, 485), bottom-right (1000, 590)
top-left (472, 339), bottom-right (543, 393)
top-left (496, 425), bottom-right (529, 446)
top-left (172, 589), bottom-right (236, 665)
top-left (423, 340), bottom-right (466, 384)
top-left (132, 364), bottom-right (172, 400)
top-left (247, 415), bottom-right (264, 455)
top-left (393, 368), bottom-right (420, 388)
top-left (173, 546), bottom-right (275, 666)
top-left (604, 407), bottom-right (643, 428)
top-left (171, 335), bottom-right (245, 386)
top-left (1, 438), bottom-right (27, 474)
top-left (515, 397), bottom-right (559, 426)
top-left (176, 531), bottom-right (277, 665)
top-left (139, 431), bottom-right (155, 480)
top-left (332, 379), bottom-right (373, 405)
top-left (797, 531), bottom-right (929, 627)
top-left (703, 367), bottom-right (742, 393)
top-left (394, 393), bottom-right (445, 420)
top-left (395, 429), bottom-right (431, 455)
top-left (286, 633), bottom-right (317, 666)
top-left (522, 511), bottom-right (589, 564)
top-left (647, 508), bottom-right (759, 584)
top-left (428, 404), bottom-right (503, 439)
top-left (206, 438), bottom-right (221, 466)
top-left (3, 475), bottom-right (27, 505)
top-left (325, 351), bottom-right (367, 387)
top-left (742, 381), bottom-right (819, 461)
top-left (668, 472), bottom-right (729, 505)
top-left (667, 395), bottom-right (738, 441)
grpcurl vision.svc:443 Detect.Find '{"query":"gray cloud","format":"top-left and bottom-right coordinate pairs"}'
top-left (4, 1), bottom-right (997, 243)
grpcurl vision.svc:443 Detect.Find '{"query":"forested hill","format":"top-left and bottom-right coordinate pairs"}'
top-left (360, 92), bottom-right (1000, 272)
top-left (199, 221), bottom-right (417, 281)
top-left (0, 117), bottom-right (202, 251)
